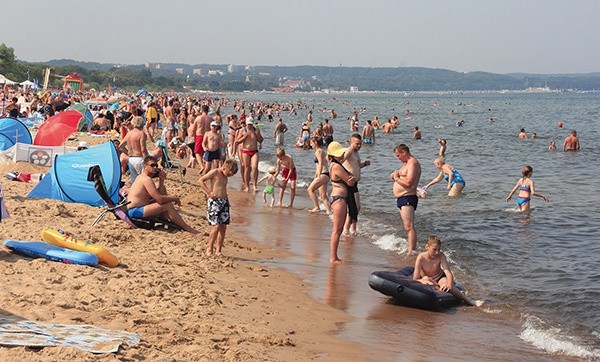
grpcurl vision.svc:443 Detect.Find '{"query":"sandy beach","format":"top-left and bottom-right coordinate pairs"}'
top-left (0, 134), bottom-right (372, 361)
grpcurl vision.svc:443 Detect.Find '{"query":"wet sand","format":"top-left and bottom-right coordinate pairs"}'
top-left (234, 182), bottom-right (577, 361)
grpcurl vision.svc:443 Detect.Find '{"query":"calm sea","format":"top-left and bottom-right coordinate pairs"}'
top-left (227, 91), bottom-right (600, 360)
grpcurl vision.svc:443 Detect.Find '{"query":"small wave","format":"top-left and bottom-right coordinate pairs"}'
top-left (372, 234), bottom-right (407, 254)
top-left (482, 307), bottom-right (502, 314)
top-left (519, 314), bottom-right (600, 360)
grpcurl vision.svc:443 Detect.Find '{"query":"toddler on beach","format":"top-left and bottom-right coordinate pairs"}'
top-left (198, 159), bottom-right (239, 257)
top-left (257, 167), bottom-right (279, 207)
top-left (274, 148), bottom-right (297, 208)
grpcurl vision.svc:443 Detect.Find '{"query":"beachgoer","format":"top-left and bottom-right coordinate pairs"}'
top-left (236, 117), bottom-right (263, 192)
top-left (413, 235), bottom-right (454, 289)
top-left (327, 141), bottom-right (356, 263)
top-left (299, 123), bottom-right (311, 149)
top-left (126, 156), bottom-right (198, 233)
top-left (77, 141), bottom-right (89, 151)
top-left (120, 116), bottom-right (148, 185)
top-left (372, 116), bottom-right (381, 129)
top-left (563, 130), bottom-right (580, 151)
top-left (257, 166), bottom-right (278, 207)
top-left (413, 236), bottom-right (481, 306)
top-left (342, 134), bottom-right (370, 235)
top-left (307, 137), bottom-right (331, 214)
top-left (145, 101), bottom-right (158, 142)
top-left (323, 118), bottom-right (334, 145)
top-left (506, 165), bottom-right (549, 211)
top-left (518, 128), bottom-right (528, 139)
top-left (548, 140), bottom-right (557, 150)
top-left (201, 121), bottom-right (224, 174)
top-left (274, 148), bottom-right (297, 208)
top-left (391, 144), bottom-right (421, 255)
top-left (163, 99), bottom-right (176, 145)
top-left (382, 120), bottom-right (394, 133)
top-left (438, 138), bottom-right (447, 157)
top-left (531, 132), bottom-right (537, 139)
top-left (273, 117), bottom-right (288, 146)
top-left (422, 157), bottom-right (465, 197)
top-left (362, 120), bottom-right (375, 144)
top-left (198, 159), bottom-right (239, 256)
top-left (191, 104), bottom-right (213, 173)
top-left (413, 126), bottom-right (422, 140)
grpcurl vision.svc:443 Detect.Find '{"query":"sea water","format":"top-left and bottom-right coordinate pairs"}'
top-left (227, 91), bottom-right (600, 360)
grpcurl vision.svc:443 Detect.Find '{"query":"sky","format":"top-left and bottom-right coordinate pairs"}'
top-left (1, 0), bottom-right (599, 74)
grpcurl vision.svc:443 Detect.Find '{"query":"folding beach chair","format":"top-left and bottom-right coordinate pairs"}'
top-left (87, 165), bottom-right (181, 231)
top-left (156, 140), bottom-right (185, 182)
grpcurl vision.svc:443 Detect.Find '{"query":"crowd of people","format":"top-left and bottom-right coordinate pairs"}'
top-left (2, 86), bottom-right (579, 302)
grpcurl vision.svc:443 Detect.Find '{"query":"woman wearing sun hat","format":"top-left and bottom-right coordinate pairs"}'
top-left (327, 141), bottom-right (356, 264)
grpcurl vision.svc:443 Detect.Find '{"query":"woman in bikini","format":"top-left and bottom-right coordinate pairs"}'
top-left (327, 141), bottom-right (356, 264)
top-left (422, 157), bottom-right (465, 197)
top-left (506, 165), bottom-right (549, 211)
top-left (307, 137), bottom-right (331, 214)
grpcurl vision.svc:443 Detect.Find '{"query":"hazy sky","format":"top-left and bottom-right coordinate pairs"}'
top-left (2, 0), bottom-right (599, 74)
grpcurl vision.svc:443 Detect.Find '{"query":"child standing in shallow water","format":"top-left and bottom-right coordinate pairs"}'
top-left (506, 165), bottom-right (549, 211)
top-left (257, 167), bottom-right (278, 207)
top-left (198, 159), bottom-right (238, 256)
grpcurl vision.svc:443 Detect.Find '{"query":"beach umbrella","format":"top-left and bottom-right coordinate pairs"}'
top-left (109, 102), bottom-right (120, 111)
top-left (33, 110), bottom-right (85, 146)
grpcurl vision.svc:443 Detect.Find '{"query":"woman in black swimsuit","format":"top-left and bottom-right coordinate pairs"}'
top-left (307, 137), bottom-right (331, 214)
top-left (327, 141), bottom-right (356, 264)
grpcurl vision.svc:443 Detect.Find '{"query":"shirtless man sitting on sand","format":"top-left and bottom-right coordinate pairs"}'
top-left (126, 156), bottom-right (198, 234)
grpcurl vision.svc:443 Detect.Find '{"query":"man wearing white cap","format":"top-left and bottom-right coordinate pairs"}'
top-left (236, 117), bottom-right (263, 192)
top-left (201, 121), bottom-right (224, 174)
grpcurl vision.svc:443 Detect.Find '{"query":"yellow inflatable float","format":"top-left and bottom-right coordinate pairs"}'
top-left (40, 227), bottom-right (119, 267)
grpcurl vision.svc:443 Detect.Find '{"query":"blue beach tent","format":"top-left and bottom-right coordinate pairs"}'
top-left (28, 141), bottom-right (121, 207)
top-left (0, 117), bottom-right (33, 150)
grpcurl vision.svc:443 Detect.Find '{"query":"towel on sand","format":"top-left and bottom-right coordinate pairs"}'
top-left (0, 317), bottom-right (140, 354)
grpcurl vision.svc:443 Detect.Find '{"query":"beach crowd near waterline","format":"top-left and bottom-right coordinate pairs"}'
top-left (1, 86), bottom-right (589, 361)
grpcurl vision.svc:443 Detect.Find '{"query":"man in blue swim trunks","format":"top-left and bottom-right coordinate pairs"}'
top-left (126, 156), bottom-right (198, 234)
top-left (391, 144), bottom-right (421, 255)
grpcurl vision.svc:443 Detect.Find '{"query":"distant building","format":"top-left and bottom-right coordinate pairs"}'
top-left (349, 86), bottom-right (359, 92)
top-left (192, 68), bottom-right (203, 76)
top-left (282, 79), bottom-right (303, 89)
top-left (144, 62), bottom-right (151, 68)
top-left (207, 70), bottom-right (224, 76)
top-left (155, 64), bottom-right (161, 69)
top-left (258, 72), bottom-right (270, 76)
top-left (227, 64), bottom-right (240, 73)
top-left (175, 68), bottom-right (184, 74)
